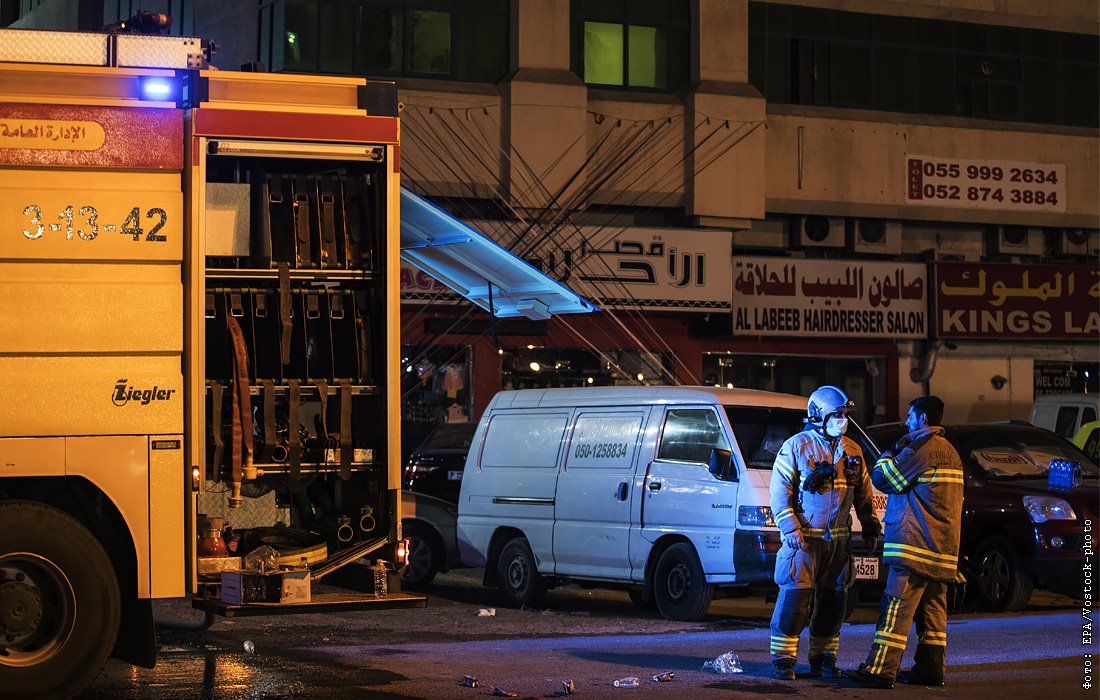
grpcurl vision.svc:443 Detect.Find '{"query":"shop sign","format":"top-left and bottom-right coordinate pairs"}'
top-left (525, 226), bottom-right (733, 312)
top-left (402, 225), bottom-right (733, 312)
top-left (1033, 362), bottom-right (1078, 397)
top-left (905, 155), bottom-right (1065, 213)
top-left (934, 263), bottom-right (1099, 340)
top-left (731, 257), bottom-right (928, 339)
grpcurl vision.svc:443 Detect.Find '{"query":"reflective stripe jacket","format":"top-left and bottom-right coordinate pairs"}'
top-left (873, 426), bottom-right (964, 581)
top-left (769, 428), bottom-right (879, 541)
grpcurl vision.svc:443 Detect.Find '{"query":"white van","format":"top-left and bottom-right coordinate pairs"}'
top-left (1029, 393), bottom-right (1099, 440)
top-left (456, 386), bottom-right (884, 621)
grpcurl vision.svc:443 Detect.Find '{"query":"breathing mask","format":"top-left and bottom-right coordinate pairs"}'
top-left (825, 415), bottom-right (849, 437)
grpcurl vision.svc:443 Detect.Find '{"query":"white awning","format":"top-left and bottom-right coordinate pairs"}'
top-left (399, 188), bottom-right (597, 320)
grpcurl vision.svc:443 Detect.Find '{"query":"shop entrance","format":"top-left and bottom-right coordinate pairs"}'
top-left (701, 353), bottom-right (886, 427)
top-left (401, 344), bottom-right (472, 463)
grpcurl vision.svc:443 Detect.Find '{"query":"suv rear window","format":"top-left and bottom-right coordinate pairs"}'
top-left (724, 406), bottom-right (806, 469)
top-left (954, 428), bottom-right (1099, 478)
top-left (416, 423), bottom-right (476, 451)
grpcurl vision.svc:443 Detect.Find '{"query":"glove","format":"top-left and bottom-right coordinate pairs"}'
top-left (843, 455), bottom-right (863, 479)
top-left (802, 460), bottom-right (836, 494)
top-left (783, 530), bottom-right (805, 550)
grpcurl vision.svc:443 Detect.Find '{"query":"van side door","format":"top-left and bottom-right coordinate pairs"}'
top-left (639, 407), bottom-right (736, 576)
top-left (552, 409), bottom-right (650, 580)
top-left (457, 410), bottom-right (571, 572)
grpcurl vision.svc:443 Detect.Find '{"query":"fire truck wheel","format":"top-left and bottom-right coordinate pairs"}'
top-left (497, 537), bottom-right (546, 608)
top-left (653, 542), bottom-right (713, 621)
top-left (0, 500), bottom-right (120, 699)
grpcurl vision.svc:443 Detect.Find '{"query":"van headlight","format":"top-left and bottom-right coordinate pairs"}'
top-left (738, 506), bottom-right (775, 527)
top-left (1023, 495), bottom-right (1076, 523)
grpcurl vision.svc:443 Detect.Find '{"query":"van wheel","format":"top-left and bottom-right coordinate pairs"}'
top-left (972, 536), bottom-right (1033, 612)
top-left (400, 521), bottom-right (440, 590)
top-left (653, 543), bottom-right (713, 621)
top-left (0, 501), bottom-right (121, 699)
top-left (497, 538), bottom-right (546, 608)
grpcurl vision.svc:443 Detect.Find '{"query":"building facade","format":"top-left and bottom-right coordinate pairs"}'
top-left (12, 0), bottom-right (1099, 451)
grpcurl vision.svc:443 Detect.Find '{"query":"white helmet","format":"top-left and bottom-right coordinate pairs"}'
top-left (806, 385), bottom-right (854, 425)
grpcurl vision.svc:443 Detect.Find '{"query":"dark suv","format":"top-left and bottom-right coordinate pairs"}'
top-left (402, 422), bottom-right (477, 504)
top-left (862, 421), bottom-right (1097, 612)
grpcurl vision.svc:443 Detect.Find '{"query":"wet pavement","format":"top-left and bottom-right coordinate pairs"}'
top-left (75, 569), bottom-right (1087, 699)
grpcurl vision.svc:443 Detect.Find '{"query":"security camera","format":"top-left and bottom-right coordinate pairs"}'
top-left (990, 375), bottom-right (1007, 390)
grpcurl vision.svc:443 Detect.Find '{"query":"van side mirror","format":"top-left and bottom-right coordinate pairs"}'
top-left (709, 448), bottom-right (735, 481)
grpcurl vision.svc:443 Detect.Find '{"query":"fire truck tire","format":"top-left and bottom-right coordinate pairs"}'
top-left (0, 501), bottom-right (120, 699)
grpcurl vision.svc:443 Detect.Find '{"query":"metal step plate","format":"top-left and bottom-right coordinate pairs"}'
top-left (192, 590), bottom-right (427, 617)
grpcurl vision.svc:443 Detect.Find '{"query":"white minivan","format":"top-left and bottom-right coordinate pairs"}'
top-left (456, 386), bottom-right (884, 621)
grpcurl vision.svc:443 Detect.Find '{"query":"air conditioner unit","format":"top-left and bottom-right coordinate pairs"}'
top-left (1052, 228), bottom-right (1100, 257)
top-left (987, 225), bottom-right (1043, 257)
top-left (846, 219), bottom-right (902, 255)
top-left (792, 215), bottom-right (845, 248)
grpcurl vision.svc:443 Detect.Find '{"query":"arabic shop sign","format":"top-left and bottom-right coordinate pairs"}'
top-left (401, 225), bottom-right (732, 312)
top-left (526, 226), bottom-right (732, 312)
top-left (934, 263), bottom-right (1099, 340)
top-left (732, 257), bottom-right (928, 339)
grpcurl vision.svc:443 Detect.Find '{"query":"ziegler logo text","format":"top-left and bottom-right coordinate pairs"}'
top-left (113, 379), bottom-right (175, 406)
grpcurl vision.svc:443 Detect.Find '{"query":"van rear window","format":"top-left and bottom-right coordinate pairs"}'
top-left (724, 406), bottom-right (806, 469)
top-left (481, 413), bottom-right (568, 468)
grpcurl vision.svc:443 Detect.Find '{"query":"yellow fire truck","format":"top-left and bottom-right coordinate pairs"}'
top-left (0, 28), bottom-right (428, 698)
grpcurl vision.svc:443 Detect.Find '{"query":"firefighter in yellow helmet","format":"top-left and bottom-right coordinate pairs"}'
top-left (768, 385), bottom-right (881, 680)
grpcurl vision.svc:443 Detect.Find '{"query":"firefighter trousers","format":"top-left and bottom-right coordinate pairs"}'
top-left (862, 566), bottom-right (948, 680)
top-left (769, 537), bottom-right (852, 662)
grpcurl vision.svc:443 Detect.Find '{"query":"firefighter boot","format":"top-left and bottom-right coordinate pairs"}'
top-left (901, 668), bottom-right (945, 686)
top-left (773, 658), bottom-right (796, 681)
top-left (809, 655), bottom-right (841, 678)
top-left (844, 664), bottom-right (895, 689)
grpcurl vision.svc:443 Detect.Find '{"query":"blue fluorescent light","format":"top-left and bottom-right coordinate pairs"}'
top-left (140, 77), bottom-right (175, 101)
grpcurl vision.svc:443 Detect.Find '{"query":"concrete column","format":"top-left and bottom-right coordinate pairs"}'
top-left (684, 0), bottom-right (766, 224)
top-left (502, 0), bottom-right (588, 213)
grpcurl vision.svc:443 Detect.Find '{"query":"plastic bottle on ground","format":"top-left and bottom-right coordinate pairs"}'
top-left (613, 676), bottom-right (641, 688)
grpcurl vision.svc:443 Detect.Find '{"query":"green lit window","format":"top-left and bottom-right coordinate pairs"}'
top-left (261, 0), bottom-right (507, 83)
top-left (629, 25), bottom-right (667, 88)
top-left (572, 1), bottom-right (689, 92)
top-left (584, 21), bottom-right (624, 85)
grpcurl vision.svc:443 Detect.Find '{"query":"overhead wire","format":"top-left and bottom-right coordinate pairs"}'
top-left (396, 99), bottom-right (763, 387)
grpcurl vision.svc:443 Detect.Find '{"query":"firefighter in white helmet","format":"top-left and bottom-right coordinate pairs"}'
top-left (768, 385), bottom-right (881, 680)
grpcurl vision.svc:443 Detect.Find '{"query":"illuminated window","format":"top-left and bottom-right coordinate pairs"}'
top-left (572, 1), bottom-right (689, 91)
top-left (584, 21), bottom-right (624, 85)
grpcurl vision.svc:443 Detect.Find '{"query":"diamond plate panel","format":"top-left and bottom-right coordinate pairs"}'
top-left (0, 28), bottom-right (108, 66)
top-left (115, 34), bottom-right (205, 69)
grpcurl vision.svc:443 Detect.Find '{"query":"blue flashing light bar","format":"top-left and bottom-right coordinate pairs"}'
top-left (139, 76), bottom-right (176, 102)
top-left (399, 188), bottom-right (597, 320)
